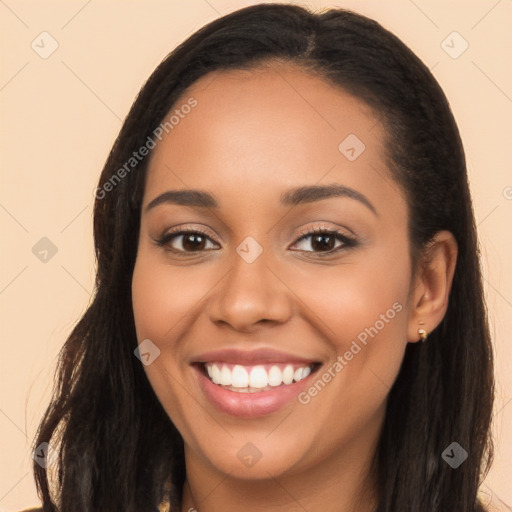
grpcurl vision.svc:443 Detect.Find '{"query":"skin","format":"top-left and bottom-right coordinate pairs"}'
top-left (131, 62), bottom-right (457, 512)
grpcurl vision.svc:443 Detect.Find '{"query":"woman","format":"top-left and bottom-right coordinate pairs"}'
top-left (24, 3), bottom-right (505, 511)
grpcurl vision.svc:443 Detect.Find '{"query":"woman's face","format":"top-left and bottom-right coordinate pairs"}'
top-left (132, 64), bottom-right (417, 482)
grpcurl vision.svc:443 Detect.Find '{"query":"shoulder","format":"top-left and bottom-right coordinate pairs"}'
top-left (485, 505), bottom-right (512, 512)
top-left (487, 504), bottom-right (512, 512)
top-left (478, 492), bottom-right (512, 512)
top-left (17, 508), bottom-right (42, 512)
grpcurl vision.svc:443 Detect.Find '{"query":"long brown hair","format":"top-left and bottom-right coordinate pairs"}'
top-left (32, 4), bottom-right (494, 511)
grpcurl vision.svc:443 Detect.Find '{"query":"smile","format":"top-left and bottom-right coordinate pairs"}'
top-left (205, 362), bottom-right (314, 392)
top-left (194, 361), bottom-right (321, 417)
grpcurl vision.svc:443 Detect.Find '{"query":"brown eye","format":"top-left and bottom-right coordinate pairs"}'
top-left (156, 230), bottom-right (218, 254)
top-left (291, 228), bottom-right (357, 255)
top-left (179, 233), bottom-right (208, 251)
top-left (310, 233), bottom-right (337, 252)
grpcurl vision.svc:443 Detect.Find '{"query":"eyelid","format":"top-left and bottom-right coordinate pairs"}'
top-left (163, 224), bottom-right (218, 241)
top-left (295, 223), bottom-right (350, 239)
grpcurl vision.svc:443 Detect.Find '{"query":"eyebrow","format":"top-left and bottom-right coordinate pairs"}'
top-left (145, 183), bottom-right (377, 215)
top-left (280, 183), bottom-right (377, 215)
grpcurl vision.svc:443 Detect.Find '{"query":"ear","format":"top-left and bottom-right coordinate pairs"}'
top-left (407, 230), bottom-right (458, 343)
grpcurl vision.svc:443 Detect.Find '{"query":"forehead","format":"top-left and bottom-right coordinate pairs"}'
top-left (144, 63), bottom-right (403, 216)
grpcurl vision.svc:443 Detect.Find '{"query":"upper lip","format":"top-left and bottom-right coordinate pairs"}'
top-left (192, 348), bottom-right (319, 365)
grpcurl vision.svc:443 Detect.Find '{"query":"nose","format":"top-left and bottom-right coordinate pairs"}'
top-left (207, 250), bottom-right (293, 333)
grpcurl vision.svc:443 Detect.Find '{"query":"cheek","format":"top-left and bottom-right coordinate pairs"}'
top-left (131, 252), bottom-right (197, 433)
top-left (289, 243), bottom-right (411, 409)
top-left (131, 248), bottom-right (224, 423)
top-left (291, 246), bottom-right (410, 350)
top-left (131, 249), bottom-right (212, 343)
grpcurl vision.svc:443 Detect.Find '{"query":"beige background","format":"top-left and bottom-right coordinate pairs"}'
top-left (1, 0), bottom-right (511, 510)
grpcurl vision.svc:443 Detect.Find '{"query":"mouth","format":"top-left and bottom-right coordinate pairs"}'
top-left (192, 357), bottom-right (322, 417)
top-left (201, 362), bottom-right (319, 393)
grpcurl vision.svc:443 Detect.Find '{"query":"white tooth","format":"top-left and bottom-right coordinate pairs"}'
top-left (283, 365), bottom-right (294, 385)
top-left (211, 364), bottom-right (221, 384)
top-left (268, 365), bottom-right (283, 386)
top-left (231, 365), bottom-right (249, 387)
top-left (302, 366), bottom-right (311, 378)
top-left (220, 365), bottom-right (232, 386)
top-left (206, 364), bottom-right (213, 379)
top-left (293, 367), bottom-right (304, 382)
top-left (249, 365), bottom-right (269, 388)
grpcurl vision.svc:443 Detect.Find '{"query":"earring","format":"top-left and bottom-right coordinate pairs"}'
top-left (418, 328), bottom-right (428, 342)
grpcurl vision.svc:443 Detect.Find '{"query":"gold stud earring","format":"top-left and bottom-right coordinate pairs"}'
top-left (418, 328), bottom-right (428, 342)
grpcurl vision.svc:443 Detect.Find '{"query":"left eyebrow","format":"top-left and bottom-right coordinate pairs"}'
top-left (280, 183), bottom-right (378, 216)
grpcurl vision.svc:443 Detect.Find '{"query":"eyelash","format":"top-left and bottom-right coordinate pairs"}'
top-left (155, 224), bottom-right (357, 257)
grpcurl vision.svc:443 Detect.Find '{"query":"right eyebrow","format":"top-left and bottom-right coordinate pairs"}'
top-left (145, 189), bottom-right (219, 212)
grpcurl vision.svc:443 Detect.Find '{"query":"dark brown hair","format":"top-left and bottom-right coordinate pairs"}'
top-left (32, 4), bottom-right (494, 511)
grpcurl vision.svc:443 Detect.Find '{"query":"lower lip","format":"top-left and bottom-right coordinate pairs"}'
top-left (194, 365), bottom-right (316, 418)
